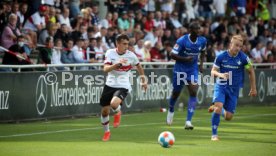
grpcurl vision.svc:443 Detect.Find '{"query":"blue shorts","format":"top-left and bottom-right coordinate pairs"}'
top-left (212, 84), bottom-right (240, 114)
top-left (172, 70), bottom-right (198, 92)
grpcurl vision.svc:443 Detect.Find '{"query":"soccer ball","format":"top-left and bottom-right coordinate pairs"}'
top-left (158, 131), bottom-right (175, 148)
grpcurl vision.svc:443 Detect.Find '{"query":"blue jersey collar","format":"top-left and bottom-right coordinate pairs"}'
top-left (227, 50), bottom-right (239, 58)
top-left (188, 34), bottom-right (198, 44)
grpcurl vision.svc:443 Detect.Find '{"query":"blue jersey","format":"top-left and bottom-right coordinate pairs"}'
top-left (214, 51), bottom-right (251, 88)
top-left (172, 34), bottom-right (207, 72)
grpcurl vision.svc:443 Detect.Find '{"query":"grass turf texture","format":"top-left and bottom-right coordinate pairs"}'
top-left (0, 106), bottom-right (276, 156)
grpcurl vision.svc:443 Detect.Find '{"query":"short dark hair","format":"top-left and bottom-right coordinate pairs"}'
top-left (45, 36), bottom-right (53, 43)
top-left (116, 34), bottom-right (129, 43)
top-left (189, 22), bottom-right (200, 30)
top-left (17, 35), bottom-right (24, 41)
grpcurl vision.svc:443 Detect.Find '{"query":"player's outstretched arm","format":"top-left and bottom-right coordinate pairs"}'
top-left (211, 66), bottom-right (229, 79)
top-left (136, 64), bottom-right (148, 91)
top-left (199, 50), bottom-right (206, 73)
top-left (103, 63), bottom-right (122, 73)
top-left (247, 66), bottom-right (257, 97)
top-left (103, 58), bottom-right (127, 73)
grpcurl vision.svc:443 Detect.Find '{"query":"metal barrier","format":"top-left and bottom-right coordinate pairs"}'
top-left (0, 62), bottom-right (275, 72)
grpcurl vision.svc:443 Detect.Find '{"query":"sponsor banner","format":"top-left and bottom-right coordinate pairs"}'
top-left (0, 69), bottom-right (275, 122)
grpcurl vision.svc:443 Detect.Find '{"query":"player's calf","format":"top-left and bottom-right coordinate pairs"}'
top-left (224, 112), bottom-right (233, 121)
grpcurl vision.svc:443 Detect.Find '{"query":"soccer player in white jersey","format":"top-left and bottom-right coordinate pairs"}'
top-left (100, 34), bottom-right (148, 141)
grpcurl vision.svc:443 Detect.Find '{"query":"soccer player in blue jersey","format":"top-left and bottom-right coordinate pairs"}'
top-left (166, 22), bottom-right (207, 130)
top-left (209, 35), bottom-right (257, 141)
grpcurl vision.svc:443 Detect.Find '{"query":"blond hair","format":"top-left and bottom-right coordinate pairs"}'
top-left (231, 35), bottom-right (244, 44)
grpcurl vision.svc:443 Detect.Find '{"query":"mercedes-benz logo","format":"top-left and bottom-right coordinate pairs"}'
top-left (124, 91), bottom-right (133, 108)
top-left (197, 85), bottom-right (204, 105)
top-left (258, 71), bottom-right (265, 102)
top-left (36, 75), bottom-right (48, 115)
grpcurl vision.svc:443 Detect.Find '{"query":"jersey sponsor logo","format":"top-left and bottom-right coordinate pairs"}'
top-left (183, 51), bottom-right (199, 56)
top-left (221, 64), bottom-right (239, 69)
top-left (116, 65), bottom-right (133, 71)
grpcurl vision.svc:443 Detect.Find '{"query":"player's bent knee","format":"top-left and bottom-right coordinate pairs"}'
top-left (110, 101), bottom-right (120, 108)
top-left (225, 113), bottom-right (233, 121)
top-left (214, 106), bottom-right (223, 114)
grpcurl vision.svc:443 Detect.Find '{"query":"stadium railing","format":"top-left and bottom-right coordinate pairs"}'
top-left (0, 62), bottom-right (275, 72)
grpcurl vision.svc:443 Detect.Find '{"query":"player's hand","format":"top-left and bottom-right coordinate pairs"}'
top-left (219, 73), bottom-right (229, 79)
top-left (248, 88), bottom-right (257, 97)
top-left (139, 75), bottom-right (147, 91)
top-left (115, 59), bottom-right (128, 69)
top-left (115, 62), bottom-right (123, 69)
top-left (141, 83), bottom-right (148, 92)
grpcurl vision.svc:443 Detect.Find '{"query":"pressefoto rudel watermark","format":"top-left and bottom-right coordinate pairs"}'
top-left (42, 71), bottom-right (233, 86)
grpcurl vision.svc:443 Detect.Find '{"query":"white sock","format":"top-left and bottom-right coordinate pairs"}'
top-left (101, 115), bottom-right (110, 132)
top-left (186, 120), bottom-right (192, 125)
top-left (167, 111), bottom-right (174, 124)
top-left (112, 105), bottom-right (121, 114)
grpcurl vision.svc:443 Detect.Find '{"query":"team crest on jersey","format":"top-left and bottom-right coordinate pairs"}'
top-left (237, 60), bottom-right (241, 65)
top-left (173, 44), bottom-right (179, 49)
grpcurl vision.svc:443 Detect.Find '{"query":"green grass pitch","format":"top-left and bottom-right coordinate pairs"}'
top-left (0, 106), bottom-right (276, 156)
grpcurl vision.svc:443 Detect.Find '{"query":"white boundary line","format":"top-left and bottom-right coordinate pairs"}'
top-left (0, 122), bottom-right (163, 138)
top-left (0, 113), bottom-right (275, 138)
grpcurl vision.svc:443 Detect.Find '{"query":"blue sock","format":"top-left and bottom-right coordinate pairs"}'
top-left (186, 96), bottom-right (197, 121)
top-left (169, 98), bottom-right (177, 112)
top-left (211, 113), bottom-right (220, 136)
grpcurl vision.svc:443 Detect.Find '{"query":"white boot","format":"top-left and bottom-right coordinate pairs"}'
top-left (166, 111), bottom-right (174, 125)
top-left (184, 121), bottom-right (194, 130)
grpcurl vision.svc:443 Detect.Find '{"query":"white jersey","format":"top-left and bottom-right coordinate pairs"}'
top-left (104, 49), bottom-right (140, 91)
top-left (23, 12), bottom-right (45, 31)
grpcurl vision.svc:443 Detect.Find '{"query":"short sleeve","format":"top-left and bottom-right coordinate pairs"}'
top-left (104, 50), bottom-right (112, 65)
top-left (132, 53), bottom-right (140, 66)
top-left (172, 39), bottom-right (184, 55)
top-left (213, 54), bottom-right (222, 68)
